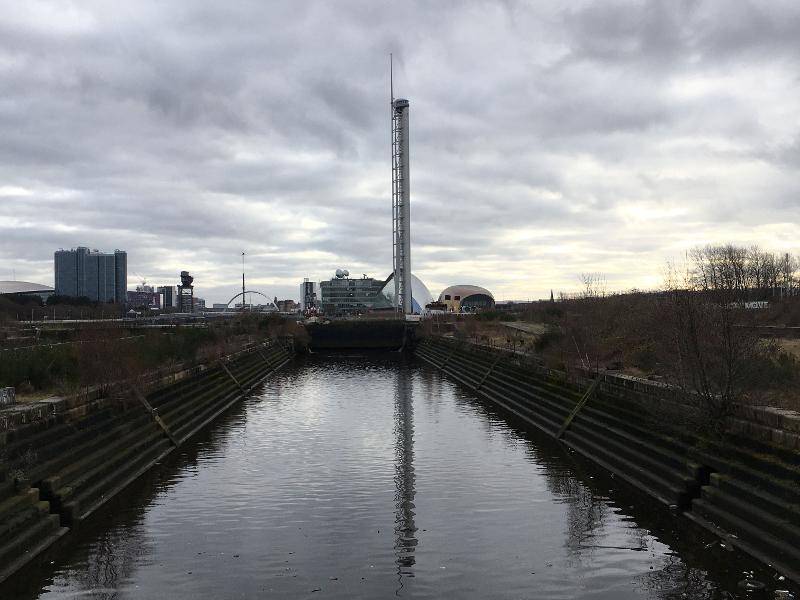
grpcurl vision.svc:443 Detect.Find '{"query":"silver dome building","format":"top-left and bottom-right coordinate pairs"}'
top-left (438, 285), bottom-right (494, 312)
top-left (373, 273), bottom-right (433, 314)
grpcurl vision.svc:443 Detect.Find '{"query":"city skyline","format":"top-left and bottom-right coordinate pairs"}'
top-left (1, 1), bottom-right (799, 304)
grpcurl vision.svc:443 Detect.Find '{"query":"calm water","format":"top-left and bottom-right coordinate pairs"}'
top-left (3, 354), bottom-right (788, 599)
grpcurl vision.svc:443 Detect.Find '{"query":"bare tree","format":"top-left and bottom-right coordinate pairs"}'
top-left (579, 272), bottom-right (607, 300)
top-left (661, 262), bottom-right (769, 427)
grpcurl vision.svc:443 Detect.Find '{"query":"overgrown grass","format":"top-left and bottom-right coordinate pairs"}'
top-left (0, 314), bottom-right (300, 395)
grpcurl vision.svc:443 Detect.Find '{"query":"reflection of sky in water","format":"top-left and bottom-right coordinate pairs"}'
top-left (9, 354), bottom-right (782, 600)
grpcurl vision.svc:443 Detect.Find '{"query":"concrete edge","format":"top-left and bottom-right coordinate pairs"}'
top-left (0, 526), bottom-right (69, 586)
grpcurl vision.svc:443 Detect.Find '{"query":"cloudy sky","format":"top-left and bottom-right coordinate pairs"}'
top-left (1, 0), bottom-right (798, 304)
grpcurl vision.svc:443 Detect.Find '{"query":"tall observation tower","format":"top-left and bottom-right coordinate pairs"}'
top-left (391, 59), bottom-right (412, 314)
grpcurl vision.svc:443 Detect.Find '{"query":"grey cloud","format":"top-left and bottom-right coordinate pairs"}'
top-left (1, 0), bottom-right (799, 302)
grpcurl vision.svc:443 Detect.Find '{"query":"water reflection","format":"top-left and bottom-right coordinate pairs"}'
top-left (393, 362), bottom-right (417, 590)
top-left (2, 355), bottom-right (795, 600)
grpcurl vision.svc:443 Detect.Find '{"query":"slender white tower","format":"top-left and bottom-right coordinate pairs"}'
top-left (391, 57), bottom-right (412, 314)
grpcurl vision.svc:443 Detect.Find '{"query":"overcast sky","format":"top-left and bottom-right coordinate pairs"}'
top-left (1, 0), bottom-right (798, 304)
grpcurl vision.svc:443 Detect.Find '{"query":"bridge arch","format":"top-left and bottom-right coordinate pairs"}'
top-left (223, 290), bottom-right (276, 312)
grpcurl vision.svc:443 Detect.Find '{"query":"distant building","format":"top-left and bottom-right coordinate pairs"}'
top-left (438, 285), bottom-right (495, 312)
top-left (157, 285), bottom-right (177, 309)
top-left (300, 279), bottom-right (317, 311)
top-left (0, 281), bottom-right (55, 302)
top-left (54, 247), bottom-right (127, 303)
top-left (177, 271), bottom-right (194, 312)
top-left (276, 299), bottom-right (299, 313)
top-left (193, 297), bottom-right (206, 312)
top-left (211, 303), bottom-right (228, 311)
top-left (319, 271), bottom-right (385, 316)
top-left (126, 286), bottom-right (159, 309)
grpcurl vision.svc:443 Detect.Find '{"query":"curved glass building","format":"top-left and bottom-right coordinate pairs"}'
top-left (373, 273), bottom-right (433, 314)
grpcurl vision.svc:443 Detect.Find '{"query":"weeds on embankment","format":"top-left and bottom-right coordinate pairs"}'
top-left (0, 315), bottom-right (306, 398)
top-left (429, 244), bottom-right (800, 414)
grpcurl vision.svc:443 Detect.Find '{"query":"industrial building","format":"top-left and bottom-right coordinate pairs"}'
top-left (54, 247), bottom-right (127, 303)
top-left (157, 286), bottom-right (177, 309)
top-left (0, 281), bottom-right (55, 302)
top-left (438, 285), bottom-right (495, 312)
top-left (126, 290), bottom-right (159, 309)
top-left (318, 270), bottom-right (385, 317)
top-left (177, 271), bottom-right (194, 312)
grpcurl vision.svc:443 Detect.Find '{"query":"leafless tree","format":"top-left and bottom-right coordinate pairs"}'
top-left (579, 272), bottom-right (607, 300)
top-left (660, 262), bottom-right (769, 427)
top-left (690, 244), bottom-right (798, 301)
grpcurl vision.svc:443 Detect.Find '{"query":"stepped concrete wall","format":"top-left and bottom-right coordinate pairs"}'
top-left (0, 339), bottom-right (292, 584)
top-left (416, 336), bottom-right (800, 585)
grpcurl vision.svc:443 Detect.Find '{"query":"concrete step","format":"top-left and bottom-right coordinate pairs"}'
top-left (563, 430), bottom-right (691, 507)
top-left (700, 438), bottom-right (800, 482)
top-left (38, 414), bottom-right (159, 497)
top-left (477, 382), bottom-right (562, 436)
top-left (0, 517), bottom-right (67, 586)
top-left (168, 387), bottom-right (241, 440)
top-left (2, 498), bottom-right (51, 538)
top-left (483, 376), bottom-right (573, 425)
top-left (0, 486), bottom-right (39, 516)
top-left (1, 413), bottom-right (68, 450)
top-left (147, 368), bottom-right (219, 405)
top-left (712, 473), bottom-right (800, 525)
top-left (688, 447), bottom-right (800, 504)
top-left (566, 420), bottom-right (696, 502)
top-left (493, 363), bottom-right (585, 405)
top-left (63, 437), bottom-right (173, 524)
top-left (571, 412), bottom-right (688, 473)
top-left (700, 484), bottom-right (800, 548)
top-left (441, 363), bottom-right (483, 388)
top-left (4, 414), bottom-right (105, 468)
top-left (725, 430), bottom-right (799, 465)
top-left (28, 409), bottom-right (152, 485)
top-left (173, 389), bottom-right (242, 444)
top-left (0, 511), bottom-right (61, 567)
top-left (578, 402), bottom-right (690, 459)
top-left (480, 379), bottom-right (567, 432)
top-left (487, 368), bottom-right (578, 414)
top-left (44, 425), bottom-right (164, 507)
top-left (149, 370), bottom-right (228, 411)
top-left (691, 497), bottom-right (800, 576)
top-left (493, 364), bottom-right (583, 402)
top-left (159, 378), bottom-right (238, 426)
top-left (0, 490), bottom-right (44, 539)
top-left (0, 479), bottom-right (18, 504)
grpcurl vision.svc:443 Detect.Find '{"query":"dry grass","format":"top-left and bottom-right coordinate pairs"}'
top-left (14, 391), bottom-right (59, 403)
top-left (776, 338), bottom-right (800, 359)
top-left (500, 322), bottom-right (548, 336)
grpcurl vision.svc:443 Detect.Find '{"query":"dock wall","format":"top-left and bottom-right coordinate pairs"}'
top-left (0, 339), bottom-right (292, 583)
top-left (415, 336), bottom-right (800, 584)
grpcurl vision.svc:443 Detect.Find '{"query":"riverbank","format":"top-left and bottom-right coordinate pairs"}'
top-left (4, 352), bottom-right (793, 600)
top-left (0, 339), bottom-right (292, 584)
top-left (415, 335), bottom-right (800, 585)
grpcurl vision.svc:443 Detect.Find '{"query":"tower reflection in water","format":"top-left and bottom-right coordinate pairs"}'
top-left (393, 362), bottom-right (417, 590)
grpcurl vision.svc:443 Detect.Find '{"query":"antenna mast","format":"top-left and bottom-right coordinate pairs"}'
top-left (242, 251), bottom-right (246, 311)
